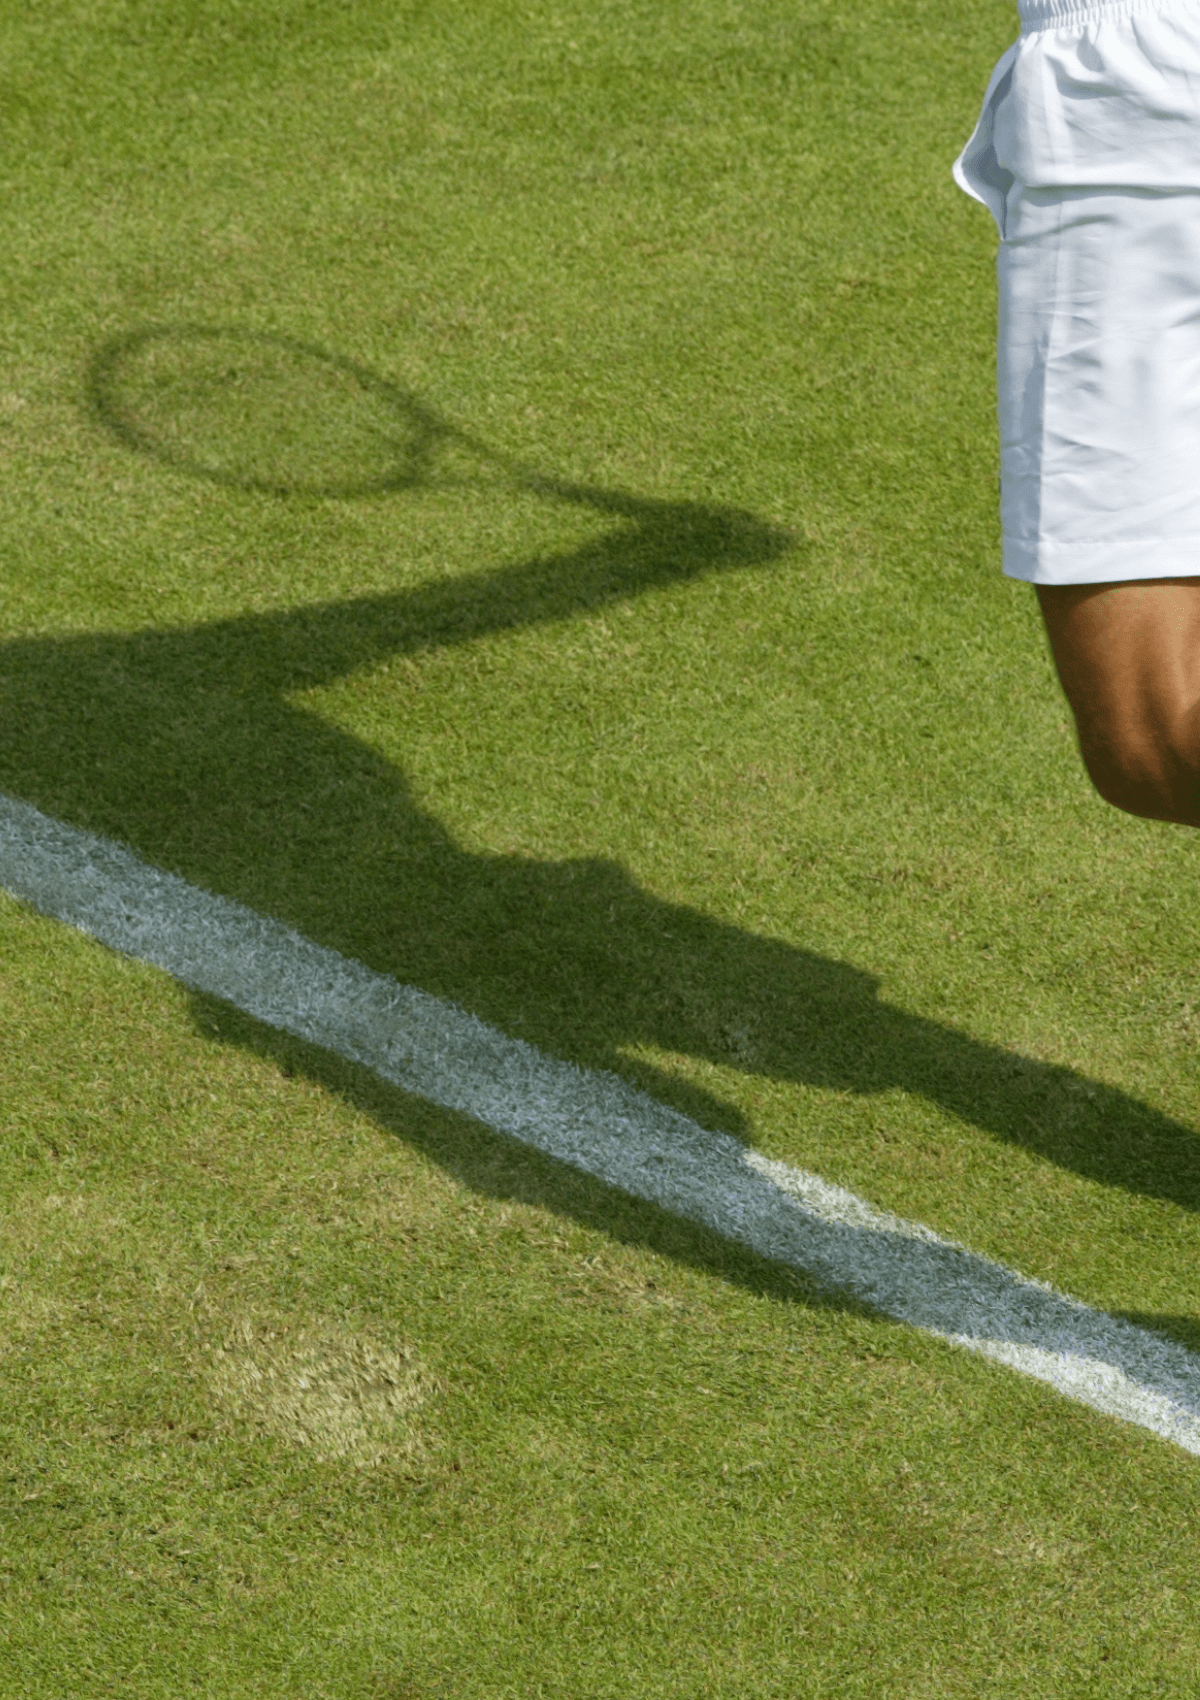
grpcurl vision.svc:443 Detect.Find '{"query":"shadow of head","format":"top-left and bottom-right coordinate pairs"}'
top-left (188, 991), bottom-right (872, 1325)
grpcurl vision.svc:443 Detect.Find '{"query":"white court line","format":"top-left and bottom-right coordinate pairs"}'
top-left (2, 788), bottom-right (1200, 1452)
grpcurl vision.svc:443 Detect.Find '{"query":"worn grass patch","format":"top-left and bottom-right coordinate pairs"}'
top-left (208, 1320), bottom-right (436, 1465)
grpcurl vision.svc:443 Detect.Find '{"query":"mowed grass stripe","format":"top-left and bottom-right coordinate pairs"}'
top-left (6, 786), bottom-right (1200, 1453)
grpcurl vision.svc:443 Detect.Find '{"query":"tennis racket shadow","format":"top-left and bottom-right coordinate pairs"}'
top-left (6, 323), bottom-right (1192, 1329)
top-left (86, 322), bottom-right (712, 513)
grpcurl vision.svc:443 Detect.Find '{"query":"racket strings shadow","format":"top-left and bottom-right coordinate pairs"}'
top-left (86, 325), bottom-right (454, 498)
top-left (87, 323), bottom-right (744, 509)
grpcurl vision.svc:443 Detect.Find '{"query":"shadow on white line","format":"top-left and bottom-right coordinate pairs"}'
top-left (2, 789), bottom-right (1199, 1454)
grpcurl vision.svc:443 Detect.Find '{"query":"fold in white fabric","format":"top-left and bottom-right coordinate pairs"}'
top-left (956, 0), bottom-right (1200, 583)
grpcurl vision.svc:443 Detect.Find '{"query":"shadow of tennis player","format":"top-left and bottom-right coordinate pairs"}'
top-left (2, 324), bottom-right (1198, 1263)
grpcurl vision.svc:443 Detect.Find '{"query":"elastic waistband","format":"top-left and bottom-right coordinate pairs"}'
top-left (1019, 0), bottom-right (1176, 28)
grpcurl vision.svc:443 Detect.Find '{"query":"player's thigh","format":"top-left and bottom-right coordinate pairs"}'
top-left (1037, 578), bottom-right (1200, 784)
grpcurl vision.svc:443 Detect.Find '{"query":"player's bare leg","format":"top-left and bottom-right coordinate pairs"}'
top-left (1037, 579), bottom-right (1200, 827)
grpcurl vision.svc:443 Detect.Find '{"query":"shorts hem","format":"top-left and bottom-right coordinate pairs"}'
top-left (1003, 538), bottom-right (1200, 584)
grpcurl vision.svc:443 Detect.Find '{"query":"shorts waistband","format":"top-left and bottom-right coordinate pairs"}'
top-left (1019, 0), bottom-right (1175, 28)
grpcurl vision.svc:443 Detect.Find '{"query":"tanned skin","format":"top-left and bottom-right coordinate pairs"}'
top-left (1038, 579), bottom-right (1200, 827)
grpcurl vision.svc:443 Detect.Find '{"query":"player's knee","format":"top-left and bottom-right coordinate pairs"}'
top-left (1080, 732), bottom-right (1200, 826)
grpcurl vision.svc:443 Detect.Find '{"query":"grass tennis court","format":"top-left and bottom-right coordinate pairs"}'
top-left (6, 0), bottom-right (1200, 1693)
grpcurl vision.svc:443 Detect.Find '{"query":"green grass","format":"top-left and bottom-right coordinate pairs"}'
top-left (4, 0), bottom-right (1200, 1692)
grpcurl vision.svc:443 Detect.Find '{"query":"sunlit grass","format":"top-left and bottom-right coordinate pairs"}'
top-left (5, 0), bottom-right (1200, 1694)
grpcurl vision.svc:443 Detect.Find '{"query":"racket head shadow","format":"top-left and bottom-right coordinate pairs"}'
top-left (86, 325), bottom-right (515, 500)
top-left (84, 324), bottom-right (799, 592)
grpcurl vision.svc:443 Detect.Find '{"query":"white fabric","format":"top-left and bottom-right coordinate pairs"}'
top-left (956, 0), bottom-right (1200, 583)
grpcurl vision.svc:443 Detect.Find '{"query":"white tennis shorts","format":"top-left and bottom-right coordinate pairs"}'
top-left (956, 0), bottom-right (1200, 583)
